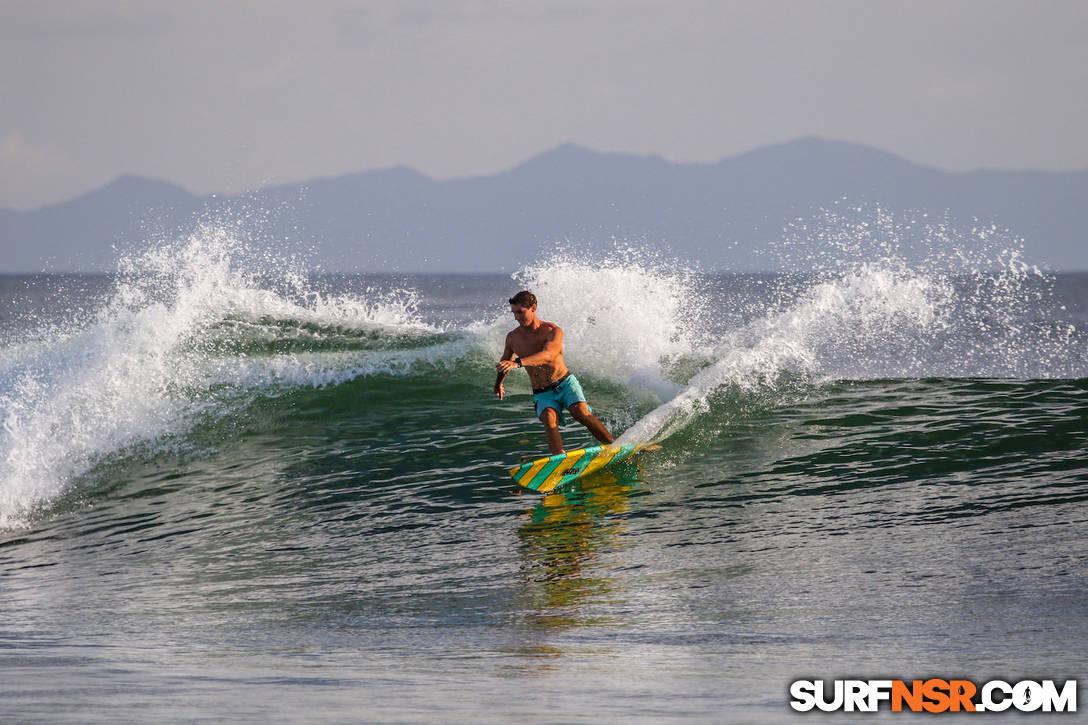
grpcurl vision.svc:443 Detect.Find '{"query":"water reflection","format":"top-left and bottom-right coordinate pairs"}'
top-left (515, 463), bottom-right (644, 633)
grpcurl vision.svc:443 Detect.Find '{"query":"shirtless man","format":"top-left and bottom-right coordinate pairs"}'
top-left (494, 290), bottom-right (614, 454)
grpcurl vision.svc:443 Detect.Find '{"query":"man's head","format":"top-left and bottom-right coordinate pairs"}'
top-left (508, 290), bottom-right (537, 327)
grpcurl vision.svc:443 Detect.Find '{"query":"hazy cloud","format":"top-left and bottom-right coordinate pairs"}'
top-left (0, 1), bottom-right (171, 39)
top-left (237, 54), bottom-right (305, 91)
top-left (1, 0), bottom-right (1086, 209)
top-left (0, 133), bottom-right (52, 171)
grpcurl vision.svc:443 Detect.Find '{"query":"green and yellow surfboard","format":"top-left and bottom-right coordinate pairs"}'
top-left (509, 443), bottom-right (651, 493)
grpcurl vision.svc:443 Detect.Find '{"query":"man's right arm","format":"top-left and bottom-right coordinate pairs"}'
top-left (494, 337), bottom-right (515, 400)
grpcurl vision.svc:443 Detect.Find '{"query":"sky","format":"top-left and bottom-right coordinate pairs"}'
top-left (1, 0), bottom-right (1086, 210)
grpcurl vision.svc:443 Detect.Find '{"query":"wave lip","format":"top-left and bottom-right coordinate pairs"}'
top-left (618, 266), bottom-right (1086, 445)
top-left (0, 224), bottom-right (437, 529)
top-left (618, 264), bottom-right (951, 444)
top-left (4, 222), bottom-right (1086, 527)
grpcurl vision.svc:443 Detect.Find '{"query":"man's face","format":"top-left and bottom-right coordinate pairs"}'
top-left (510, 304), bottom-right (535, 327)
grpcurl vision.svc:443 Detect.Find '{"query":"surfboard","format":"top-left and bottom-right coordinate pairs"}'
top-left (509, 443), bottom-right (651, 493)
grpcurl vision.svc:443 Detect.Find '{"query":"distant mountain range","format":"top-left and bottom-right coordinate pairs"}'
top-left (2, 138), bottom-right (1086, 273)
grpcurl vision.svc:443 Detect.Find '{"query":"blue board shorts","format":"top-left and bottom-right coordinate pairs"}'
top-left (532, 373), bottom-right (591, 424)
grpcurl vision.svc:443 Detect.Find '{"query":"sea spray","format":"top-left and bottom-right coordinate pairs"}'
top-left (510, 247), bottom-right (707, 399)
top-left (617, 207), bottom-right (1086, 444)
top-left (777, 204), bottom-right (1083, 378)
top-left (0, 225), bottom-right (440, 528)
top-left (616, 263), bottom-right (952, 444)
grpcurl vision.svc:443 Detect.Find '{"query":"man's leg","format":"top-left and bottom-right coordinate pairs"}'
top-left (569, 403), bottom-right (614, 445)
top-left (540, 407), bottom-right (565, 454)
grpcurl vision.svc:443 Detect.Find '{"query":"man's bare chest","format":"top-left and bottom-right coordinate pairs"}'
top-left (510, 332), bottom-right (548, 357)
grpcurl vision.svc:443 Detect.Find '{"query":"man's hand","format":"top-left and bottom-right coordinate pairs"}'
top-left (494, 348), bottom-right (516, 400)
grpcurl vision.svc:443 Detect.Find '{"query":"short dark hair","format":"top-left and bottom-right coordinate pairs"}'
top-left (508, 290), bottom-right (537, 308)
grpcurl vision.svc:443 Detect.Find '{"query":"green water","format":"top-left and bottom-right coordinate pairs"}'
top-left (1, 264), bottom-right (1085, 722)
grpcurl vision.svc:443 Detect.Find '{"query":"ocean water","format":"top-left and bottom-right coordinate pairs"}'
top-left (1, 226), bottom-right (1086, 722)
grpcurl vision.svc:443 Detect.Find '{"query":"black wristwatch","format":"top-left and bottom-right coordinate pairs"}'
top-left (515, 357), bottom-right (523, 368)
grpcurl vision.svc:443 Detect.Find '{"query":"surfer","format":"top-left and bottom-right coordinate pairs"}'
top-left (494, 290), bottom-right (614, 454)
